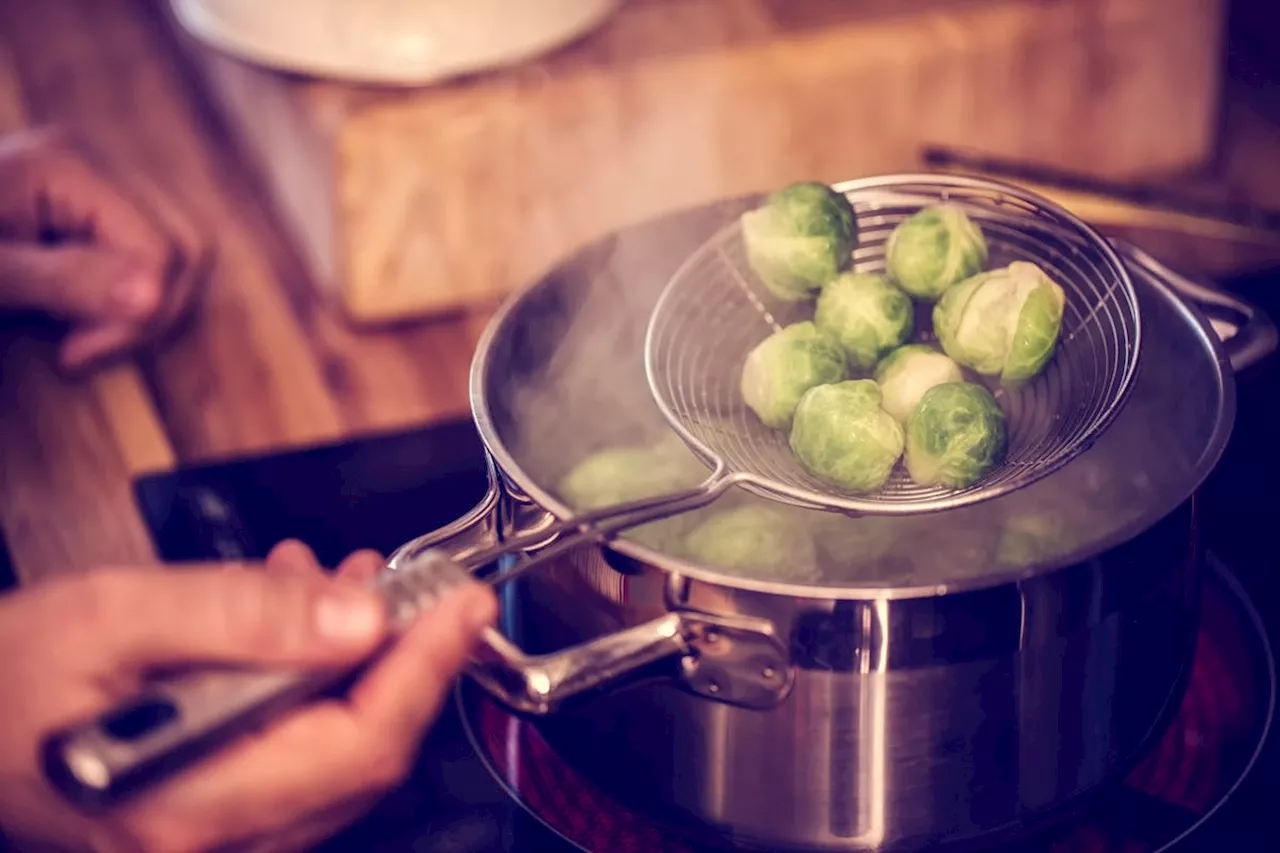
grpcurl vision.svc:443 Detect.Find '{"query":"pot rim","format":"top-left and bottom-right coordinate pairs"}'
top-left (467, 194), bottom-right (1239, 601)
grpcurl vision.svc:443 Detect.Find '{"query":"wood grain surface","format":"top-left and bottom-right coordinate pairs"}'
top-left (175, 0), bottom-right (1230, 324)
top-left (0, 0), bottom-right (487, 583)
top-left (0, 0), bottom-right (1278, 588)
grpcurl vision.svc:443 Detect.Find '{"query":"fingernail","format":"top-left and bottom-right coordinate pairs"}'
top-left (111, 273), bottom-right (158, 315)
top-left (315, 588), bottom-right (385, 644)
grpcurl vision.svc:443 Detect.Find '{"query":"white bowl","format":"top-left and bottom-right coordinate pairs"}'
top-left (171, 0), bottom-right (620, 86)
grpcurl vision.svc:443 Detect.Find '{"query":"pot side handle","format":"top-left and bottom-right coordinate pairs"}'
top-left (1112, 238), bottom-right (1280, 373)
top-left (464, 590), bottom-right (795, 717)
top-left (386, 530), bottom-right (795, 717)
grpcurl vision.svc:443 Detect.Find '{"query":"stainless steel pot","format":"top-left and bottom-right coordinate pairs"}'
top-left (386, 193), bottom-right (1277, 851)
top-left (44, 182), bottom-right (1278, 852)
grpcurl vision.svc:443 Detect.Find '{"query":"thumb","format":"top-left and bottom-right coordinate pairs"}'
top-left (0, 243), bottom-right (163, 321)
top-left (77, 567), bottom-right (390, 671)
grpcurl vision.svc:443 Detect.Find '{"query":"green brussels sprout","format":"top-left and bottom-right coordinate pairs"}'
top-left (740, 321), bottom-right (847, 430)
top-left (741, 182), bottom-right (858, 302)
top-left (932, 261), bottom-right (1067, 386)
top-left (884, 204), bottom-right (988, 300)
top-left (904, 382), bottom-right (1008, 489)
top-left (558, 435), bottom-right (708, 550)
top-left (789, 380), bottom-right (905, 493)
top-left (683, 504), bottom-right (821, 582)
top-left (813, 272), bottom-right (914, 371)
top-left (873, 344), bottom-right (965, 423)
top-left (997, 512), bottom-right (1076, 567)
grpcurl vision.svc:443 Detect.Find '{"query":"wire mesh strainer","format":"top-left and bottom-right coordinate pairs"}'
top-left (644, 173), bottom-right (1142, 515)
top-left (392, 173), bottom-right (1142, 585)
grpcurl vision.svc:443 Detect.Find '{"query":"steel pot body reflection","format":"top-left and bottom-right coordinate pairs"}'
top-left (385, 187), bottom-right (1275, 851)
top-left (474, 501), bottom-right (1200, 851)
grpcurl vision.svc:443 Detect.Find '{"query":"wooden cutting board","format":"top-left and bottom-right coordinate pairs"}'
top-left (169, 0), bottom-right (1228, 324)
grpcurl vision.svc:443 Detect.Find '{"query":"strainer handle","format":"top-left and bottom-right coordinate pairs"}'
top-left (39, 548), bottom-right (488, 809)
top-left (1112, 239), bottom-right (1279, 373)
top-left (39, 542), bottom-right (791, 810)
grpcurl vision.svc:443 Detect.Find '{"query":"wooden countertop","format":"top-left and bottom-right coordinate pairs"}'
top-left (0, 0), bottom-right (490, 583)
top-left (3, 0), bottom-right (1280, 586)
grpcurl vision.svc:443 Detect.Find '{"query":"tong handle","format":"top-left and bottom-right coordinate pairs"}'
top-left (41, 551), bottom-right (477, 809)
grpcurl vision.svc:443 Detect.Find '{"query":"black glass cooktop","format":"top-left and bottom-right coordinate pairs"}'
top-left (121, 265), bottom-right (1280, 853)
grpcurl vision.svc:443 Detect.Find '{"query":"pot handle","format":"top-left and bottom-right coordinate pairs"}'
top-left (1112, 238), bottom-right (1279, 373)
top-left (387, 535), bottom-right (795, 717)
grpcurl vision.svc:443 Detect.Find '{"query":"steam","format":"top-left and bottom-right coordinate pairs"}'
top-left (501, 221), bottom-right (712, 481)
top-left (489, 204), bottom-right (1211, 588)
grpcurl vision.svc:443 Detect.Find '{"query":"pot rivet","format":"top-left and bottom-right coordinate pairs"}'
top-left (705, 630), bottom-right (720, 644)
top-left (762, 666), bottom-right (776, 680)
top-left (707, 680), bottom-right (721, 693)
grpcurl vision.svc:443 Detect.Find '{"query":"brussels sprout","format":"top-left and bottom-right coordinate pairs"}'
top-left (885, 204), bottom-right (988, 300)
top-left (904, 382), bottom-right (1007, 489)
top-left (558, 435), bottom-right (708, 550)
top-left (813, 272), bottom-right (914, 371)
top-left (683, 504), bottom-right (821, 581)
top-left (740, 321), bottom-right (847, 430)
top-left (873, 344), bottom-right (965, 423)
top-left (789, 380), bottom-right (905, 493)
top-left (932, 261), bottom-right (1067, 385)
top-left (741, 182), bottom-right (858, 302)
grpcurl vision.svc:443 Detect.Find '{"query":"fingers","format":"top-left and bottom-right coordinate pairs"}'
top-left (4, 139), bottom-right (174, 269)
top-left (72, 566), bottom-right (389, 672)
top-left (0, 243), bottom-right (162, 320)
top-left (113, 704), bottom-right (374, 851)
top-left (58, 322), bottom-right (148, 373)
top-left (334, 550), bottom-right (383, 584)
top-left (347, 581), bottom-right (497, 748)
top-left (265, 540), bottom-right (322, 577)
top-left (119, 583), bottom-right (497, 850)
top-left (264, 542), bottom-right (383, 585)
top-left (105, 163), bottom-right (213, 340)
top-left (0, 129), bottom-right (211, 372)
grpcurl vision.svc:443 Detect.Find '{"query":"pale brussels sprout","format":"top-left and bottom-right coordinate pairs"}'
top-left (885, 204), bottom-right (988, 300)
top-left (741, 182), bottom-right (858, 302)
top-left (813, 272), bottom-right (914, 371)
top-left (996, 512), bottom-right (1076, 567)
top-left (683, 504), bottom-right (821, 582)
top-left (809, 513), bottom-right (896, 577)
top-left (789, 380), bottom-right (905, 493)
top-left (904, 382), bottom-right (1007, 489)
top-left (740, 321), bottom-right (847, 430)
top-left (932, 261), bottom-right (1067, 386)
top-left (873, 344), bottom-right (965, 423)
top-left (884, 512), bottom-right (1000, 583)
top-left (558, 435), bottom-right (708, 550)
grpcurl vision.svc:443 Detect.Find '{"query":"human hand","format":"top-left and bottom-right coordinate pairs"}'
top-left (0, 540), bottom-right (497, 852)
top-left (0, 128), bottom-right (211, 373)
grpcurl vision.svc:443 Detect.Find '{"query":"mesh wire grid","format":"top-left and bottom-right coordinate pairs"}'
top-left (644, 174), bottom-right (1143, 515)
